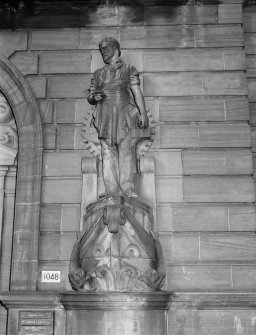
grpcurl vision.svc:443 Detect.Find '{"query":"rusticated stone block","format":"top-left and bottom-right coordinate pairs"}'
top-left (40, 52), bottom-right (91, 74)
top-left (172, 205), bottom-right (229, 232)
top-left (144, 72), bottom-right (247, 96)
top-left (160, 97), bottom-right (224, 122)
top-left (13, 203), bottom-right (40, 230)
top-left (58, 125), bottom-right (75, 150)
top-left (246, 55), bottom-right (256, 78)
top-left (31, 30), bottom-right (80, 50)
top-left (184, 177), bottom-right (255, 202)
top-left (244, 33), bottom-right (256, 54)
top-left (158, 233), bottom-right (173, 262)
top-left (17, 147), bottom-right (41, 180)
top-left (229, 205), bottom-right (256, 231)
top-left (244, 13), bottom-right (256, 32)
top-left (218, 4), bottom-right (242, 23)
top-left (168, 309), bottom-right (256, 335)
top-left (159, 97), bottom-right (248, 122)
top-left (41, 178), bottom-right (82, 203)
top-left (41, 203), bottom-right (80, 232)
top-left (120, 26), bottom-right (195, 49)
top-left (199, 124), bottom-right (251, 147)
top-left (156, 178), bottom-right (183, 203)
top-left (10, 52), bottom-right (38, 75)
top-left (43, 152), bottom-right (84, 177)
top-left (173, 234), bottom-right (199, 262)
top-left (152, 150), bottom-right (182, 176)
top-left (248, 79), bottom-right (256, 101)
top-left (200, 234), bottom-right (256, 261)
top-left (160, 125), bottom-right (199, 148)
top-left (195, 24), bottom-right (243, 47)
top-left (251, 127), bottom-right (256, 151)
top-left (182, 150), bottom-right (253, 175)
top-left (160, 124), bottom-right (251, 149)
top-left (0, 31), bottom-right (27, 57)
top-left (168, 204), bottom-right (256, 232)
top-left (143, 48), bottom-right (245, 72)
top-left (37, 261), bottom-right (71, 291)
top-left (56, 99), bottom-right (88, 123)
top-left (39, 232), bottom-right (77, 261)
top-left (156, 205), bottom-right (174, 232)
top-left (232, 265), bottom-right (256, 290)
top-left (83, 5), bottom-right (144, 27)
top-left (15, 177), bottom-right (41, 204)
top-left (225, 97), bottom-right (249, 120)
top-left (26, 76), bottom-right (47, 98)
top-left (58, 125), bottom-right (87, 150)
top-left (49, 75), bottom-right (91, 98)
top-left (144, 5), bottom-right (218, 25)
top-left (61, 205), bottom-right (81, 232)
top-left (40, 205), bottom-right (61, 231)
top-left (38, 99), bottom-right (54, 124)
top-left (43, 125), bottom-right (56, 150)
top-left (166, 265), bottom-right (232, 291)
top-left (12, 230), bottom-right (39, 262)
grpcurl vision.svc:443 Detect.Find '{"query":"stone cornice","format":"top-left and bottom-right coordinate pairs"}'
top-left (1, 291), bottom-right (256, 310)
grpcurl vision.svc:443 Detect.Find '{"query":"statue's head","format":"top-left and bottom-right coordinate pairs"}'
top-left (99, 37), bottom-right (121, 64)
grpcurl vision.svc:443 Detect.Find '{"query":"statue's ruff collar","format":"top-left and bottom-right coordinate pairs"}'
top-left (104, 58), bottom-right (124, 71)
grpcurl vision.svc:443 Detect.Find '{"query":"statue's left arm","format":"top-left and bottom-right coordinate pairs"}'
top-left (129, 64), bottom-right (149, 129)
top-left (131, 85), bottom-right (149, 129)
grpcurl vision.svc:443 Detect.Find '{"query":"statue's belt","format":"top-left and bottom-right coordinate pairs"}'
top-left (101, 90), bottom-right (129, 101)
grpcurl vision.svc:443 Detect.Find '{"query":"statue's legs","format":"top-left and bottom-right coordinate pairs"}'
top-left (118, 134), bottom-right (135, 196)
top-left (101, 134), bottom-right (135, 196)
top-left (101, 140), bottom-right (120, 194)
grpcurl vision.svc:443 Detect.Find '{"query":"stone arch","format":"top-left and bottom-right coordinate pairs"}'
top-left (0, 55), bottom-right (43, 291)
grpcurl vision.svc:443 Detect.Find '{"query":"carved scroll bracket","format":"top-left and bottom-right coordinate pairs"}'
top-left (69, 195), bottom-right (165, 293)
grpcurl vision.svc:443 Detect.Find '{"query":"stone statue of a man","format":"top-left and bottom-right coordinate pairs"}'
top-left (87, 37), bottom-right (148, 198)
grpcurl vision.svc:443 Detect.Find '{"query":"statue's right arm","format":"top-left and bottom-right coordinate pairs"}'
top-left (87, 71), bottom-right (98, 105)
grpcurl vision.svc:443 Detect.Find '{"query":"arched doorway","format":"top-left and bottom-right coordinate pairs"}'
top-left (0, 55), bottom-right (43, 291)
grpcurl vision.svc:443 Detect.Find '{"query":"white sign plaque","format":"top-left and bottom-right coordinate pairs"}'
top-left (41, 271), bottom-right (61, 283)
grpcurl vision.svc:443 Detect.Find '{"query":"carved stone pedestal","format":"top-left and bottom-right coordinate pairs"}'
top-left (0, 291), bottom-right (171, 335)
top-left (60, 291), bottom-right (171, 335)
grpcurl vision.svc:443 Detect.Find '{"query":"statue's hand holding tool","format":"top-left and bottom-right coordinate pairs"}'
top-left (138, 112), bottom-right (149, 129)
top-left (93, 91), bottom-right (103, 102)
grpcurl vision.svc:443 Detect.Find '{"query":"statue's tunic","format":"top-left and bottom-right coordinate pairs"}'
top-left (90, 60), bottom-right (140, 146)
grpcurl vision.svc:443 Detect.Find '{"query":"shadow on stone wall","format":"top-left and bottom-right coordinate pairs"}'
top-left (0, 0), bottom-right (212, 29)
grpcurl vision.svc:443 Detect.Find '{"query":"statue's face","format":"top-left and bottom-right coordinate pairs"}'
top-left (100, 41), bottom-right (116, 64)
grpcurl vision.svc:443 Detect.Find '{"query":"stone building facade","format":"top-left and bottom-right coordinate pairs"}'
top-left (1, 0), bottom-right (256, 334)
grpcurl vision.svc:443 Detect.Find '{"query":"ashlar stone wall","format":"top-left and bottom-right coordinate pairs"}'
top-left (0, 1), bottom-right (256, 334)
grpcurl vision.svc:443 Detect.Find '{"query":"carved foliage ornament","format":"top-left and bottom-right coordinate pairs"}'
top-left (69, 196), bottom-right (165, 292)
top-left (0, 94), bottom-right (18, 163)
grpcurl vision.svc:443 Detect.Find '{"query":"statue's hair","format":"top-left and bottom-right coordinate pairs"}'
top-left (99, 37), bottom-right (121, 57)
